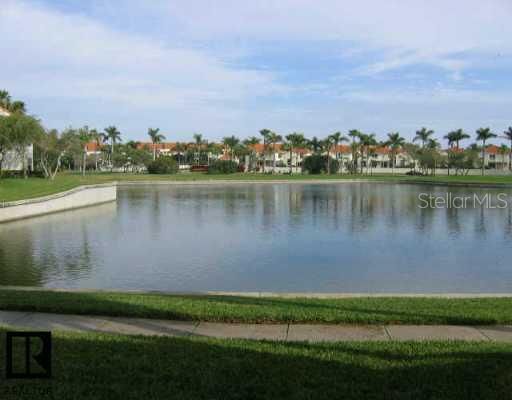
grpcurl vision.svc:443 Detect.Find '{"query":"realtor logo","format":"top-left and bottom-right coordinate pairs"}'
top-left (5, 332), bottom-right (52, 379)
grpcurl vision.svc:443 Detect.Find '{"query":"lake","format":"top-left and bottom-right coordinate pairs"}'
top-left (1, 182), bottom-right (511, 293)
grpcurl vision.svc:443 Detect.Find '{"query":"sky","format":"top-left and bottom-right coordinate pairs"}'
top-left (1, 0), bottom-right (512, 143)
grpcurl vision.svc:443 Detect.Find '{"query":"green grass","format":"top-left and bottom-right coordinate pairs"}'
top-left (1, 171), bottom-right (512, 202)
top-left (0, 328), bottom-right (511, 399)
top-left (2, 290), bottom-right (512, 325)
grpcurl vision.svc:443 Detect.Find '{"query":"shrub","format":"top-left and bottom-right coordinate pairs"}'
top-left (146, 157), bottom-right (178, 174)
top-left (302, 155), bottom-right (339, 174)
top-left (207, 160), bottom-right (238, 174)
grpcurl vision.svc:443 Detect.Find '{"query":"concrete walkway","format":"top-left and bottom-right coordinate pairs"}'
top-left (1, 310), bottom-right (512, 342)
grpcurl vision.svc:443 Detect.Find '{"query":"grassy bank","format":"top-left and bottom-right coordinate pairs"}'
top-left (1, 171), bottom-right (512, 202)
top-left (0, 328), bottom-right (511, 399)
top-left (2, 290), bottom-right (512, 325)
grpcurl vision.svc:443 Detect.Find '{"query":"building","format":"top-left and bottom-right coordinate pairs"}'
top-left (0, 106), bottom-right (34, 172)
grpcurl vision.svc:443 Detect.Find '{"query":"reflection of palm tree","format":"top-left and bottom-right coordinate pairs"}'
top-left (476, 127), bottom-right (497, 176)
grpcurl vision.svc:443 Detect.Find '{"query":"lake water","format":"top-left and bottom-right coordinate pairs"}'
top-left (1, 183), bottom-right (511, 293)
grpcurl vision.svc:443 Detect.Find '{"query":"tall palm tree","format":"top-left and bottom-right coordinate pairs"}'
top-left (426, 138), bottom-right (441, 176)
top-left (78, 126), bottom-right (93, 176)
top-left (476, 127), bottom-right (497, 176)
top-left (259, 129), bottom-right (272, 173)
top-left (243, 136), bottom-right (261, 172)
top-left (498, 144), bottom-right (509, 170)
top-left (307, 136), bottom-right (322, 153)
top-left (89, 129), bottom-right (102, 170)
top-left (222, 135), bottom-right (240, 161)
top-left (386, 132), bottom-right (405, 174)
top-left (502, 127), bottom-right (512, 171)
top-left (444, 129), bottom-right (470, 149)
top-left (148, 128), bottom-right (165, 160)
top-left (359, 133), bottom-right (377, 175)
top-left (413, 127), bottom-right (434, 148)
top-left (8, 101), bottom-right (26, 114)
top-left (192, 133), bottom-right (204, 165)
top-left (174, 142), bottom-right (187, 167)
top-left (323, 136), bottom-right (333, 174)
top-left (329, 132), bottom-right (349, 173)
top-left (348, 130), bottom-right (361, 173)
top-left (0, 90), bottom-right (11, 110)
top-left (285, 132), bottom-right (306, 174)
top-left (104, 126), bottom-right (121, 170)
top-left (268, 132), bottom-right (282, 173)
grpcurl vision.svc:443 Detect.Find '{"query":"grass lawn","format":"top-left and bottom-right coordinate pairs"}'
top-left (1, 290), bottom-right (512, 325)
top-left (1, 171), bottom-right (512, 202)
top-left (0, 328), bottom-right (511, 399)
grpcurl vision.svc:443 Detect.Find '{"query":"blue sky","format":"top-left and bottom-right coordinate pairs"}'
top-left (1, 0), bottom-right (512, 143)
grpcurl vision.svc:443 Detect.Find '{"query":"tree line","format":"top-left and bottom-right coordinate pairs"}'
top-left (1, 89), bottom-right (512, 178)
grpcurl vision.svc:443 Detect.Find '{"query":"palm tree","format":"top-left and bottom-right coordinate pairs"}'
top-left (268, 132), bottom-right (282, 173)
top-left (307, 136), bottom-right (322, 153)
top-left (413, 127), bottom-right (434, 148)
top-left (386, 132), bottom-right (406, 174)
top-left (476, 128), bottom-right (497, 176)
top-left (147, 128), bottom-right (165, 160)
top-left (323, 136), bottom-right (334, 174)
top-left (8, 101), bottom-right (26, 114)
top-left (192, 133), bottom-right (204, 165)
top-left (89, 129), bottom-right (102, 170)
top-left (426, 138), bottom-right (441, 176)
top-left (243, 136), bottom-right (261, 172)
top-left (498, 144), bottom-right (509, 170)
top-left (259, 129), bottom-right (272, 173)
top-left (222, 135), bottom-right (240, 161)
top-left (104, 126), bottom-right (121, 170)
top-left (0, 90), bottom-right (11, 110)
top-left (502, 127), bottom-right (512, 171)
top-left (285, 133), bottom-right (306, 174)
top-left (174, 142), bottom-right (187, 167)
top-left (329, 132), bottom-right (349, 173)
top-left (348, 130), bottom-right (361, 173)
top-left (77, 126), bottom-right (93, 176)
top-left (444, 129), bottom-right (470, 149)
top-left (359, 133), bottom-right (377, 175)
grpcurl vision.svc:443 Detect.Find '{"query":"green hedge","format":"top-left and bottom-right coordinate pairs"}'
top-left (146, 157), bottom-right (178, 174)
top-left (207, 160), bottom-right (239, 174)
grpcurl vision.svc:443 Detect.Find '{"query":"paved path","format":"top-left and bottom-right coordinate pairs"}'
top-left (1, 310), bottom-right (512, 342)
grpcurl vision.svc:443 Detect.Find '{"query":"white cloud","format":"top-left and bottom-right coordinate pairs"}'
top-left (154, 0), bottom-right (512, 74)
top-left (0, 0), bottom-right (286, 109)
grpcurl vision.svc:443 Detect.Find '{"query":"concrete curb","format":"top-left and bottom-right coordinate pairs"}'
top-left (0, 183), bottom-right (117, 223)
top-left (1, 310), bottom-right (511, 342)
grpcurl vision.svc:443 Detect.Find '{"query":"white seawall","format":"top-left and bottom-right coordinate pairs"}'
top-left (0, 183), bottom-right (117, 223)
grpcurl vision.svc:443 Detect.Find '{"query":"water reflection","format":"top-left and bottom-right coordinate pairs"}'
top-left (0, 184), bottom-right (511, 292)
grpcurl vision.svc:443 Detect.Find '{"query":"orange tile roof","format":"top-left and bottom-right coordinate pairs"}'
top-left (136, 142), bottom-right (177, 151)
top-left (485, 145), bottom-right (499, 155)
top-left (85, 142), bottom-right (102, 151)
